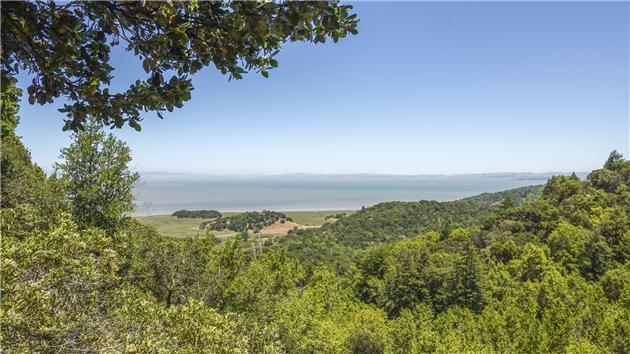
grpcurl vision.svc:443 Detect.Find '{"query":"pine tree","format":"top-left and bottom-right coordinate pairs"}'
top-left (449, 241), bottom-right (489, 313)
top-left (500, 196), bottom-right (516, 210)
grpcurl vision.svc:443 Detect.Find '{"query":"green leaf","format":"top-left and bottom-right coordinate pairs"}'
top-left (269, 59), bottom-right (278, 68)
top-left (133, 123), bottom-right (142, 132)
top-left (261, 70), bottom-right (269, 78)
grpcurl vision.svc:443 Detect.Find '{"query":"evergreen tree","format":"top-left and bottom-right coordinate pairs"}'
top-left (604, 150), bottom-right (624, 170)
top-left (449, 242), bottom-right (489, 313)
top-left (500, 196), bottom-right (516, 210)
top-left (578, 233), bottom-right (614, 281)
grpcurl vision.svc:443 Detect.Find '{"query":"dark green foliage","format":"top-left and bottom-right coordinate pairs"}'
top-left (600, 262), bottom-right (630, 301)
top-left (382, 244), bottom-right (434, 317)
top-left (201, 210), bottom-right (289, 231)
top-left (589, 150), bottom-right (630, 194)
top-left (326, 213), bottom-right (348, 220)
top-left (345, 329), bottom-right (385, 354)
top-left (271, 200), bottom-right (494, 275)
top-left (499, 196), bottom-right (516, 210)
top-left (449, 242), bottom-right (489, 313)
top-left (461, 184), bottom-right (544, 207)
top-left (171, 209), bottom-right (221, 218)
top-left (1, 1), bottom-right (359, 131)
top-left (1, 73), bottom-right (68, 240)
top-left (579, 233), bottom-right (614, 281)
top-left (298, 200), bottom-right (495, 249)
top-left (491, 240), bottom-right (520, 263)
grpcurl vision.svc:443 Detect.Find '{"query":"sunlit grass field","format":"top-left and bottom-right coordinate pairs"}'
top-left (282, 210), bottom-right (356, 226)
top-left (136, 210), bottom-right (356, 238)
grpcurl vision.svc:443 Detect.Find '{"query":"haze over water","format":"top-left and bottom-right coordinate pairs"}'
top-left (135, 177), bottom-right (544, 216)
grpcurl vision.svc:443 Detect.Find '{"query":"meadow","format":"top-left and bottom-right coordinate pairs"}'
top-left (137, 210), bottom-right (356, 238)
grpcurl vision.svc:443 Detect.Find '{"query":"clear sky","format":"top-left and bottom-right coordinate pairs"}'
top-left (14, 2), bottom-right (630, 175)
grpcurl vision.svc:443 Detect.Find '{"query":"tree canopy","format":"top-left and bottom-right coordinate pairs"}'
top-left (0, 0), bottom-right (359, 131)
top-left (54, 120), bottom-right (140, 232)
top-left (172, 209), bottom-right (222, 219)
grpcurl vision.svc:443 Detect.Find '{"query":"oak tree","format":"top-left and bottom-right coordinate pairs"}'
top-left (1, 1), bottom-right (359, 131)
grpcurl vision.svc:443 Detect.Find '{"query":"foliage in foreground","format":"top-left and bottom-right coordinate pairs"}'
top-left (1, 1), bottom-right (359, 131)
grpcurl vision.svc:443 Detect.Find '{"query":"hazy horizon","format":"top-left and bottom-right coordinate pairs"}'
top-left (138, 170), bottom-right (588, 179)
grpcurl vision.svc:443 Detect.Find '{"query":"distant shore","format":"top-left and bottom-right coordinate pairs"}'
top-left (133, 177), bottom-right (547, 217)
top-left (139, 171), bottom-right (587, 181)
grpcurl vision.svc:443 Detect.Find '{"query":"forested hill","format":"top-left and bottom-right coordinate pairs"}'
top-left (273, 184), bottom-right (550, 267)
top-left (291, 184), bottom-right (545, 251)
top-left (279, 200), bottom-right (495, 252)
top-left (460, 184), bottom-right (544, 207)
top-left (324, 200), bottom-right (495, 244)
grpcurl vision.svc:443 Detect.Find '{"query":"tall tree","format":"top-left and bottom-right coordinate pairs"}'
top-left (500, 196), bottom-right (516, 210)
top-left (449, 242), bottom-right (489, 313)
top-left (1, 1), bottom-right (359, 131)
top-left (55, 120), bottom-right (140, 232)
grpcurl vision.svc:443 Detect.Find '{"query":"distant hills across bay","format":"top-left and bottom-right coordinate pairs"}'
top-left (139, 171), bottom-right (589, 181)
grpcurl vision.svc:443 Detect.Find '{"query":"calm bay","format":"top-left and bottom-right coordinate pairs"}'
top-left (134, 177), bottom-right (545, 216)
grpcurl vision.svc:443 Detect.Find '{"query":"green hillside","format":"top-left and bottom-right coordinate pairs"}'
top-left (461, 184), bottom-right (544, 207)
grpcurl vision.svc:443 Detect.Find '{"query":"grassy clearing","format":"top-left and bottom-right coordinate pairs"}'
top-left (136, 215), bottom-right (235, 239)
top-left (283, 210), bottom-right (356, 227)
top-left (136, 210), bottom-right (356, 238)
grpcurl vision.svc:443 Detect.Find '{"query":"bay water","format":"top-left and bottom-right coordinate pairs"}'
top-left (134, 177), bottom-right (544, 216)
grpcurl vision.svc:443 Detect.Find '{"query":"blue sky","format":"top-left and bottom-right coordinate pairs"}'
top-left (15, 2), bottom-right (629, 175)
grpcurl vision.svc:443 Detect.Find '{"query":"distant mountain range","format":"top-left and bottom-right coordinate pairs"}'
top-left (139, 171), bottom-right (589, 181)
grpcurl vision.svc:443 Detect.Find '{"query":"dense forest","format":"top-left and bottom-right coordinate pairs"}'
top-left (201, 210), bottom-right (293, 233)
top-left (3, 75), bottom-right (629, 352)
top-left (172, 209), bottom-right (222, 219)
